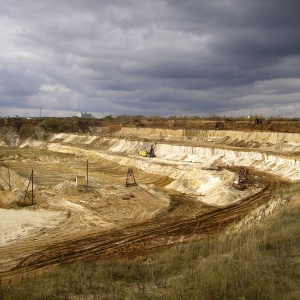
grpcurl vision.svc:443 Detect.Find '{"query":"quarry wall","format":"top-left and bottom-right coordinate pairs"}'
top-left (118, 127), bottom-right (300, 144)
top-left (18, 130), bottom-right (300, 182)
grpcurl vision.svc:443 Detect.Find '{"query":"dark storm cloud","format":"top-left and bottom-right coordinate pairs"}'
top-left (0, 0), bottom-right (300, 117)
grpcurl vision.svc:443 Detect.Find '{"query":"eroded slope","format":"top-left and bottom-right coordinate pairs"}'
top-left (0, 126), bottom-right (298, 282)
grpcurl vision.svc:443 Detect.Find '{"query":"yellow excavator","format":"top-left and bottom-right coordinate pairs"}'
top-left (139, 144), bottom-right (156, 157)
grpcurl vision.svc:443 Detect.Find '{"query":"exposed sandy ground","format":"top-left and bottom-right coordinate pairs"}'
top-left (0, 127), bottom-right (298, 282)
top-left (0, 208), bottom-right (64, 246)
top-left (0, 157), bottom-right (170, 247)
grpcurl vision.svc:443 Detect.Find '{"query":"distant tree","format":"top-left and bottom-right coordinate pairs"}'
top-left (39, 118), bottom-right (63, 132)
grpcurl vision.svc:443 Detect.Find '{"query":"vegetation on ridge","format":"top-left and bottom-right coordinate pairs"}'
top-left (1, 116), bottom-right (300, 136)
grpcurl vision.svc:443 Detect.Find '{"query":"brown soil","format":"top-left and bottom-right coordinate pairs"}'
top-left (0, 117), bottom-right (298, 284)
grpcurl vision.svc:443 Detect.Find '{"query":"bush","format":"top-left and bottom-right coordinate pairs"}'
top-left (39, 118), bottom-right (63, 132)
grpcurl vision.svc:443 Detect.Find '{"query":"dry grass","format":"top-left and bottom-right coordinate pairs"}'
top-left (1, 185), bottom-right (300, 300)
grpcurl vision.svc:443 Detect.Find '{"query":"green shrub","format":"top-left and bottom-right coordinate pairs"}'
top-left (39, 118), bottom-right (63, 132)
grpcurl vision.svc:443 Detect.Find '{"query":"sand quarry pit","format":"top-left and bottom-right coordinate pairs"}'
top-left (0, 126), bottom-right (299, 282)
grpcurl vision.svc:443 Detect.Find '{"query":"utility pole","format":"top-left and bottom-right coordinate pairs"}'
top-left (86, 159), bottom-right (89, 190)
top-left (7, 163), bottom-right (11, 190)
top-left (31, 170), bottom-right (34, 205)
top-left (24, 169), bottom-right (34, 205)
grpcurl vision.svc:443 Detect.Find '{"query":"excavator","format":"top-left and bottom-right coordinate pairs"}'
top-left (139, 144), bottom-right (156, 158)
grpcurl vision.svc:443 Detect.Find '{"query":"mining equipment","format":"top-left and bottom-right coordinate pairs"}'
top-left (139, 144), bottom-right (156, 158)
top-left (238, 166), bottom-right (249, 184)
top-left (233, 166), bottom-right (249, 190)
top-left (125, 168), bottom-right (138, 187)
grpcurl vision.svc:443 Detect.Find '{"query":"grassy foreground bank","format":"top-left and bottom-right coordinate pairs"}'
top-left (1, 186), bottom-right (300, 300)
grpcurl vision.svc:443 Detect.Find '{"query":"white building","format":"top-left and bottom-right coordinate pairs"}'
top-left (80, 111), bottom-right (93, 118)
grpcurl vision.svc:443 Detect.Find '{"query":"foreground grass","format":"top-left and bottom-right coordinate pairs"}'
top-left (1, 186), bottom-right (300, 300)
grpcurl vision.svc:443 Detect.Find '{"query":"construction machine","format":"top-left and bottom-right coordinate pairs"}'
top-left (139, 144), bottom-right (156, 158)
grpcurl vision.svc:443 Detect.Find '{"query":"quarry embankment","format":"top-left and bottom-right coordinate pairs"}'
top-left (118, 127), bottom-right (300, 144)
top-left (13, 127), bottom-right (299, 207)
top-left (25, 127), bottom-right (300, 184)
top-left (0, 125), bottom-right (299, 283)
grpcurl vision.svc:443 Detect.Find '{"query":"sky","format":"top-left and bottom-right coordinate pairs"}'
top-left (1, 0), bottom-right (300, 118)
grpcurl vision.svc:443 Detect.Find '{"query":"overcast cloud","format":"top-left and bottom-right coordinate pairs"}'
top-left (1, 0), bottom-right (300, 118)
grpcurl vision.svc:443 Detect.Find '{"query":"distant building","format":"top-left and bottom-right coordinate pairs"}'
top-left (80, 111), bottom-right (93, 118)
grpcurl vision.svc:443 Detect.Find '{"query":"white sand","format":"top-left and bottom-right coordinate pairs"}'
top-left (0, 208), bottom-right (65, 246)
